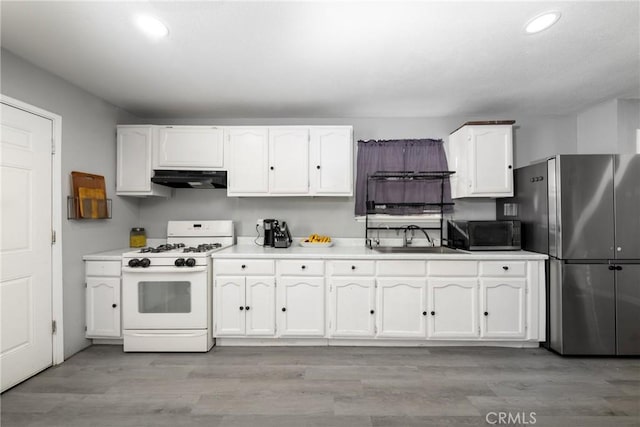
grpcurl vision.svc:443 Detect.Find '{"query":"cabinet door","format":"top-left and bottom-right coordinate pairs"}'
top-left (117, 127), bottom-right (153, 192)
top-left (278, 277), bottom-right (325, 337)
top-left (309, 127), bottom-right (353, 195)
top-left (427, 279), bottom-right (479, 339)
top-left (376, 278), bottom-right (427, 338)
top-left (469, 125), bottom-right (513, 196)
top-left (86, 277), bottom-right (121, 337)
top-left (330, 278), bottom-right (376, 337)
top-left (227, 128), bottom-right (269, 195)
top-left (269, 128), bottom-right (309, 194)
top-left (245, 277), bottom-right (276, 336)
top-left (480, 278), bottom-right (526, 339)
top-left (156, 126), bottom-right (224, 170)
top-left (214, 276), bottom-right (246, 336)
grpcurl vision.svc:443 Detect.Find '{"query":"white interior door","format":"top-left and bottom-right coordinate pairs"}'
top-left (1, 103), bottom-right (53, 392)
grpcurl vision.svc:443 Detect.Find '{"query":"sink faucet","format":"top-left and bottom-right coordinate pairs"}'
top-left (403, 225), bottom-right (432, 247)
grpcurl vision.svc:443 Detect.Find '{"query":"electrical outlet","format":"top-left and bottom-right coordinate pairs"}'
top-left (256, 219), bottom-right (263, 228)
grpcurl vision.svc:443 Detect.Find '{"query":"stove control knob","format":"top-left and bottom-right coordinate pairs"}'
top-left (139, 258), bottom-right (151, 268)
top-left (128, 259), bottom-right (140, 268)
top-left (185, 258), bottom-right (196, 267)
top-left (175, 258), bottom-right (186, 267)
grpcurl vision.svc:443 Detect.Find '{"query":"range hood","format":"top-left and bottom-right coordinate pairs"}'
top-left (151, 170), bottom-right (227, 189)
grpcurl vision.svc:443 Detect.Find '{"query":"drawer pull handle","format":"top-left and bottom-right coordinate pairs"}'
top-left (282, 307), bottom-right (286, 312)
top-left (484, 311), bottom-right (489, 316)
top-left (112, 304), bottom-right (117, 308)
top-left (502, 266), bottom-right (509, 270)
top-left (239, 306), bottom-right (244, 311)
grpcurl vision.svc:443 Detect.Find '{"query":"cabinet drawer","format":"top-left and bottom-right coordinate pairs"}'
top-left (428, 261), bottom-right (478, 277)
top-left (480, 261), bottom-right (526, 277)
top-left (86, 261), bottom-right (121, 277)
top-left (214, 259), bottom-right (275, 275)
top-left (330, 260), bottom-right (375, 276)
top-left (377, 261), bottom-right (426, 276)
top-left (278, 260), bottom-right (324, 276)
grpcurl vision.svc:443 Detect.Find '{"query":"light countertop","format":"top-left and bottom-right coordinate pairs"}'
top-left (211, 244), bottom-right (548, 260)
top-left (82, 248), bottom-right (132, 261)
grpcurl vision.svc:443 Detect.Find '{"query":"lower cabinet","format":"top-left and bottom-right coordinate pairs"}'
top-left (278, 277), bottom-right (325, 337)
top-left (376, 278), bottom-right (427, 338)
top-left (480, 278), bottom-right (526, 339)
top-left (215, 276), bottom-right (275, 336)
top-left (85, 261), bottom-right (122, 338)
top-left (329, 278), bottom-right (376, 337)
top-left (427, 278), bottom-right (479, 339)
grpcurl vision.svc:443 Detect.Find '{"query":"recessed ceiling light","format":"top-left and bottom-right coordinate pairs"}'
top-left (135, 15), bottom-right (169, 39)
top-left (525, 11), bottom-right (561, 34)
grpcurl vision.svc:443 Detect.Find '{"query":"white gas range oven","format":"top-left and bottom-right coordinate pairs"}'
top-left (121, 220), bottom-right (234, 352)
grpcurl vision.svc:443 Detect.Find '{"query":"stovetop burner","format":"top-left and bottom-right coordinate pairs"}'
top-left (139, 243), bottom-right (186, 253)
top-left (183, 243), bottom-right (222, 253)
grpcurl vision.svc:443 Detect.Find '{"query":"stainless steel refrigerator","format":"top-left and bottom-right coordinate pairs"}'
top-left (497, 154), bottom-right (640, 356)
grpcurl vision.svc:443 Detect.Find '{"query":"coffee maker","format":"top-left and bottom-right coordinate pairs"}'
top-left (262, 219), bottom-right (292, 248)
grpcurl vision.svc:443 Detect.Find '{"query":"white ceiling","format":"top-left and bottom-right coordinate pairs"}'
top-left (1, 1), bottom-right (638, 119)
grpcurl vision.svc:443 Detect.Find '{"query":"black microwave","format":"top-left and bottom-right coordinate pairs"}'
top-left (447, 220), bottom-right (521, 251)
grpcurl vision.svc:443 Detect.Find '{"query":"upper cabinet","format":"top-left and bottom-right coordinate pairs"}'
top-left (116, 126), bottom-right (171, 197)
top-left (447, 123), bottom-right (514, 199)
top-left (227, 126), bottom-right (353, 197)
top-left (154, 126), bottom-right (224, 170)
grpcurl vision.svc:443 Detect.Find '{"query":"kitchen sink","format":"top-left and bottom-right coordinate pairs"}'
top-left (372, 246), bottom-right (467, 254)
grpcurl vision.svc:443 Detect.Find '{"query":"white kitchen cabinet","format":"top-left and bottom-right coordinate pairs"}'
top-left (448, 124), bottom-right (513, 198)
top-left (427, 278), bottom-right (479, 339)
top-left (480, 278), bottom-right (526, 339)
top-left (329, 278), bottom-right (376, 337)
top-left (226, 127), bottom-right (270, 195)
top-left (269, 128), bottom-right (309, 194)
top-left (155, 126), bottom-right (224, 170)
top-left (85, 261), bottom-right (121, 338)
top-left (116, 126), bottom-right (171, 197)
top-left (310, 127), bottom-right (353, 195)
top-left (278, 277), bottom-right (325, 337)
top-left (214, 275), bottom-right (275, 337)
top-left (226, 125), bottom-right (353, 197)
top-left (376, 278), bottom-right (427, 338)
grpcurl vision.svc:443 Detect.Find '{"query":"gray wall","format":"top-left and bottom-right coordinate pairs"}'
top-left (618, 99), bottom-right (640, 153)
top-left (138, 116), bottom-right (577, 239)
top-left (1, 49), bottom-right (141, 358)
top-left (576, 98), bottom-right (640, 154)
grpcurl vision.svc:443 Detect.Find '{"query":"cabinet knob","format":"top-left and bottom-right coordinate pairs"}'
top-left (282, 307), bottom-right (286, 312)
top-left (351, 265), bottom-right (356, 270)
top-left (508, 165), bottom-right (513, 169)
top-left (431, 311), bottom-right (435, 316)
top-left (484, 312), bottom-right (489, 316)
top-left (270, 166), bottom-right (274, 170)
top-left (245, 306), bottom-right (250, 311)
top-left (316, 165), bottom-right (321, 170)
top-left (301, 265), bottom-right (306, 270)
top-left (370, 310), bottom-right (375, 314)
top-left (241, 264), bottom-right (246, 269)
top-left (112, 304), bottom-right (117, 308)
top-left (422, 311), bottom-right (427, 316)
top-left (239, 306), bottom-right (244, 311)
top-left (502, 266), bottom-right (509, 270)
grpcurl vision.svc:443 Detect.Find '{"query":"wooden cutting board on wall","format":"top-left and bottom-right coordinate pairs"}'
top-left (71, 171), bottom-right (107, 218)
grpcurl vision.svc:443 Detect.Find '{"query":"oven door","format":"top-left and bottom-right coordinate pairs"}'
top-left (122, 266), bottom-right (208, 329)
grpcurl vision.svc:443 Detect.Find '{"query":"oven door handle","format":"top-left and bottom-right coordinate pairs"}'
top-left (122, 266), bottom-right (208, 274)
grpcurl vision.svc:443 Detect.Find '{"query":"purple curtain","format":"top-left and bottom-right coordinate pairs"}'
top-left (355, 139), bottom-right (452, 215)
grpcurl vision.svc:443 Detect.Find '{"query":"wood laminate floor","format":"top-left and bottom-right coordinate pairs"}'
top-left (0, 345), bottom-right (638, 427)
